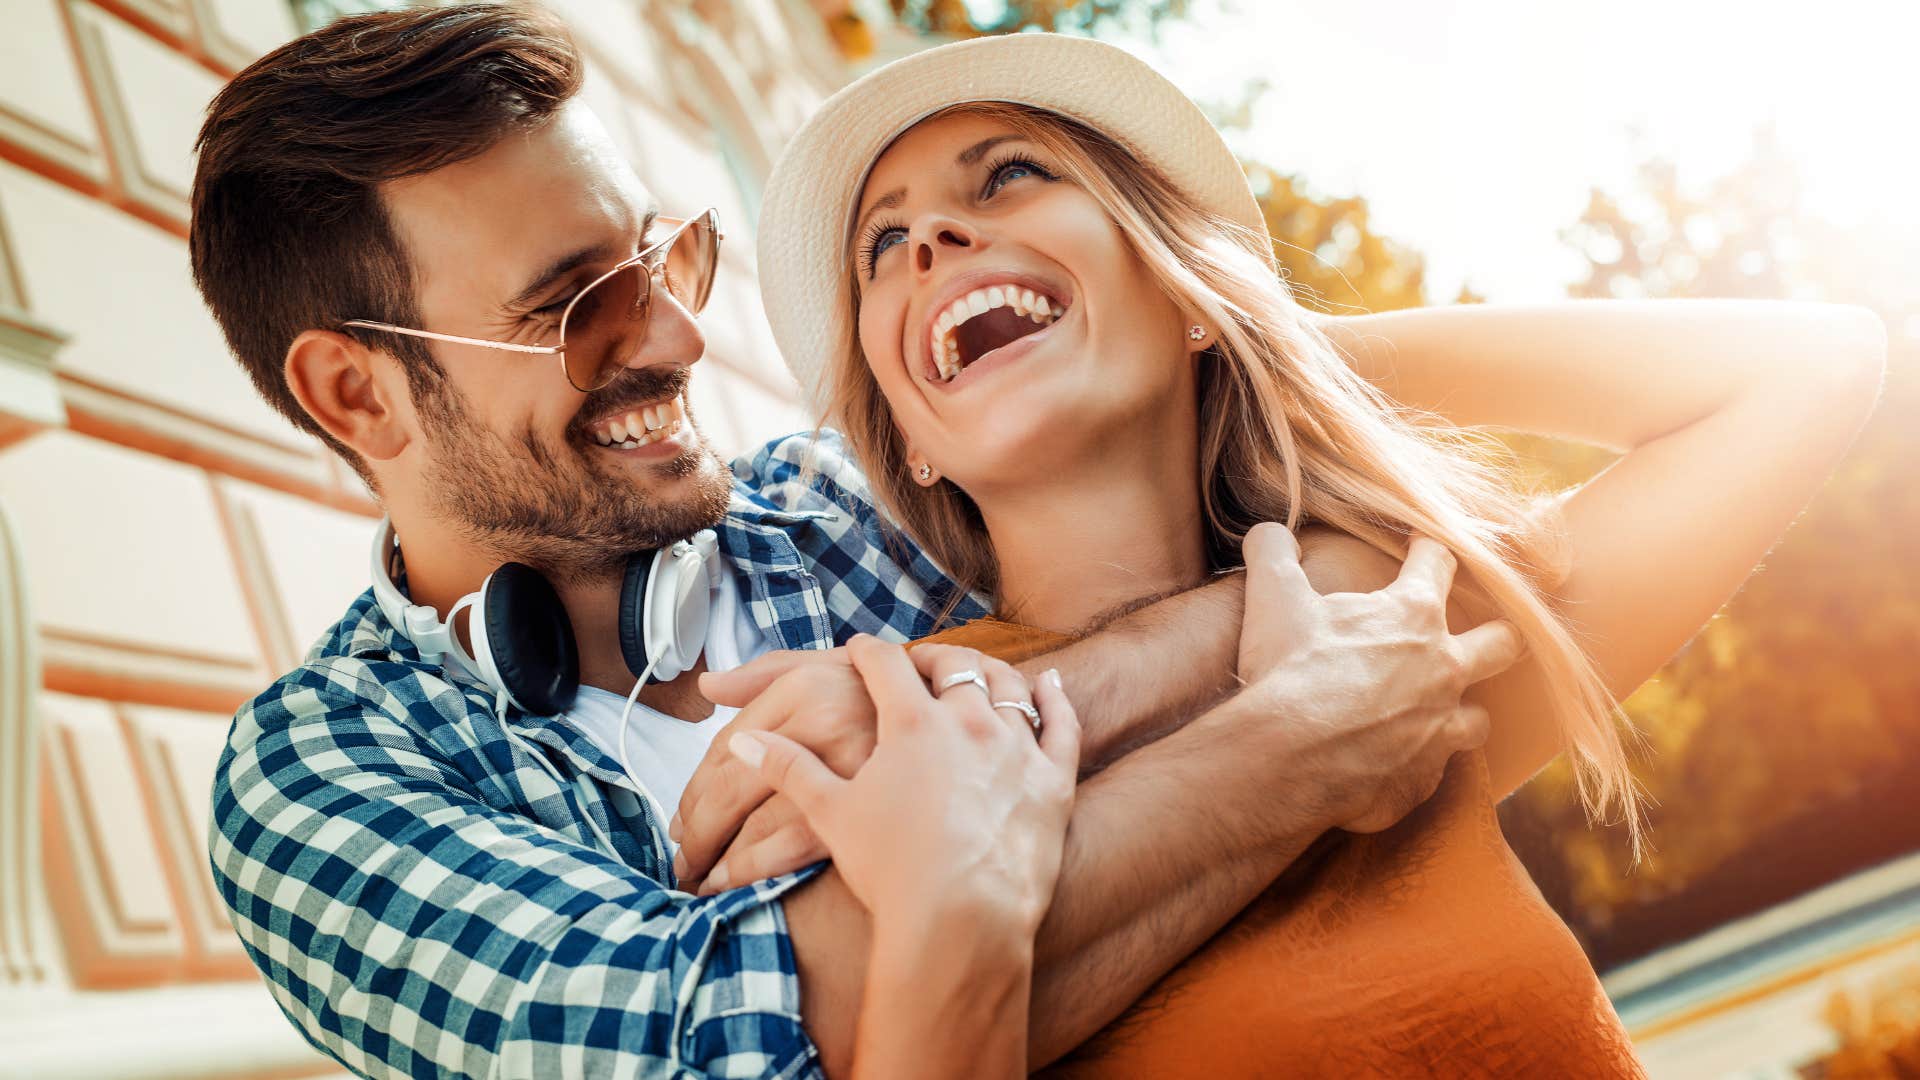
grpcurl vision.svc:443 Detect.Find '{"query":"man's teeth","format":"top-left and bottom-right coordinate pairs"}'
top-left (931, 285), bottom-right (1065, 382)
top-left (589, 397), bottom-right (688, 449)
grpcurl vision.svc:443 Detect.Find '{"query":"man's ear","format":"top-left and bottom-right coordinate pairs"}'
top-left (284, 329), bottom-right (412, 463)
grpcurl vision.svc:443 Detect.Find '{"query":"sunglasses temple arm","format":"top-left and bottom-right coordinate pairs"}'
top-left (341, 321), bottom-right (561, 355)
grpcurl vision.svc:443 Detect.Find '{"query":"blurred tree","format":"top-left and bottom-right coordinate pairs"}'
top-left (823, 2), bottom-right (1190, 67)
top-left (1812, 966), bottom-right (1920, 1078)
top-left (1247, 164), bottom-right (1428, 314)
top-left (886, 0), bottom-right (1190, 36)
top-left (1497, 129), bottom-right (1920, 968)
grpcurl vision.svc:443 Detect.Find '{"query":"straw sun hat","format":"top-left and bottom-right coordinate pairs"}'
top-left (755, 32), bottom-right (1271, 409)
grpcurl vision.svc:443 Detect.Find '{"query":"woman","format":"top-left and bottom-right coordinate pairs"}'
top-left (734, 634), bottom-right (1080, 1078)
top-left (750, 32), bottom-right (1886, 1076)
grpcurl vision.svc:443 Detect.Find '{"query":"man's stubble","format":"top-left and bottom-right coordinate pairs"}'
top-left (414, 365), bottom-right (733, 584)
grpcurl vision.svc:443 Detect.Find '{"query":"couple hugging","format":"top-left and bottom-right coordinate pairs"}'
top-left (194, 4), bottom-right (1885, 1077)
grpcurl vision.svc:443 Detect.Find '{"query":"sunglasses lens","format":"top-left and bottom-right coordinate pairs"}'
top-left (557, 212), bottom-right (719, 393)
top-left (663, 213), bottom-right (718, 315)
top-left (558, 262), bottom-right (643, 392)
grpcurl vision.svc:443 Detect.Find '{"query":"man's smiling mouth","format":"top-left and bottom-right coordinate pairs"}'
top-left (929, 281), bottom-right (1069, 382)
top-left (584, 395), bottom-right (687, 449)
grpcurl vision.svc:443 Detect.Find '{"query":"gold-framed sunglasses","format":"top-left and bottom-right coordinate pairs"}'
top-left (342, 208), bottom-right (721, 393)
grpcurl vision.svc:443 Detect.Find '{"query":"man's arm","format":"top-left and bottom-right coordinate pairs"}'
top-left (210, 669), bottom-right (824, 1079)
top-left (717, 526), bottom-right (1518, 1070)
top-left (1012, 520), bottom-right (1406, 765)
top-left (1013, 569), bottom-right (1245, 767)
top-left (680, 524), bottom-right (1377, 892)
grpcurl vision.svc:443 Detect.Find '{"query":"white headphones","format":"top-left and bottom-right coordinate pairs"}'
top-left (369, 518), bottom-right (720, 715)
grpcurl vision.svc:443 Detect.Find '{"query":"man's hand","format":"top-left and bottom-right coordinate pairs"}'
top-left (675, 643), bottom-right (1030, 893)
top-left (1239, 523), bottom-right (1524, 833)
top-left (673, 650), bottom-right (865, 893)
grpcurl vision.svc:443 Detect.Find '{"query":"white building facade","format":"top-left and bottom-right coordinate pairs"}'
top-left (0, 0), bottom-right (855, 1074)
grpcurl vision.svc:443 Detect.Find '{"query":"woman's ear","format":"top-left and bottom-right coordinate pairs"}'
top-left (284, 329), bottom-right (412, 463)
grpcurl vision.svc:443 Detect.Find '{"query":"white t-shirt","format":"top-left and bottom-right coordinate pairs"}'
top-left (559, 564), bottom-right (771, 822)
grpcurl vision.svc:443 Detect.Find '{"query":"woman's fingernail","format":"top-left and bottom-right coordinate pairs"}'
top-left (1043, 668), bottom-right (1062, 689)
top-left (668, 812), bottom-right (682, 842)
top-left (706, 864), bottom-right (730, 892)
top-left (728, 731), bottom-right (765, 768)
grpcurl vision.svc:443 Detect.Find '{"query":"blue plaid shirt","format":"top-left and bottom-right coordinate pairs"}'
top-left (209, 432), bottom-right (985, 1078)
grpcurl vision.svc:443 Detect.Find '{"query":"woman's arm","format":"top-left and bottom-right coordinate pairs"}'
top-left (1319, 300), bottom-right (1887, 797)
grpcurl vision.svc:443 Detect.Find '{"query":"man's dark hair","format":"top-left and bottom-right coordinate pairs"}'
top-left (189, 3), bottom-right (583, 482)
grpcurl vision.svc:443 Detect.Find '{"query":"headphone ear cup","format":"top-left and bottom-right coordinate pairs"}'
top-left (482, 563), bottom-right (579, 715)
top-left (618, 551), bottom-right (654, 680)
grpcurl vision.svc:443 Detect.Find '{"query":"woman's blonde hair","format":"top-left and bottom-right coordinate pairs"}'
top-left (822, 102), bottom-right (1640, 838)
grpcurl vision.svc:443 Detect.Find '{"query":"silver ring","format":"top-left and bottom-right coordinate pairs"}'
top-left (992, 700), bottom-right (1043, 736)
top-left (934, 669), bottom-right (989, 697)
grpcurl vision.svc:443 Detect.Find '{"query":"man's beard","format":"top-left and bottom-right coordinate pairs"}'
top-left (415, 366), bottom-right (733, 584)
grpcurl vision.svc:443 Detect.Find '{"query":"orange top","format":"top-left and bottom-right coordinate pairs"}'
top-left (917, 618), bottom-right (1644, 1079)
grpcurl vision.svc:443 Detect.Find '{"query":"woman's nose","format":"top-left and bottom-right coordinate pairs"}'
top-left (913, 221), bottom-right (975, 274)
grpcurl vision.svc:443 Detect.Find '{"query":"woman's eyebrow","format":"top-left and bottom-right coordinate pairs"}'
top-left (956, 134), bottom-right (1021, 165)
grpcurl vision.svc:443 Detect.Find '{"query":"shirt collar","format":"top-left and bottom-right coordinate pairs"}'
top-left (332, 481), bottom-right (836, 691)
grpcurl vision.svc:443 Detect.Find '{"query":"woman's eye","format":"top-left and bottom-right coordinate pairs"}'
top-left (986, 158), bottom-right (1050, 197)
top-left (861, 225), bottom-right (907, 278)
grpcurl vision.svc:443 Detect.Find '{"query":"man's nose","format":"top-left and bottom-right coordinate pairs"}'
top-left (912, 219), bottom-right (975, 275)
top-left (610, 286), bottom-right (703, 379)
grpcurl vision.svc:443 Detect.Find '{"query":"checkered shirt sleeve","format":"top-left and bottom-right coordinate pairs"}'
top-left (733, 429), bottom-right (988, 641)
top-left (210, 653), bottom-right (824, 1079)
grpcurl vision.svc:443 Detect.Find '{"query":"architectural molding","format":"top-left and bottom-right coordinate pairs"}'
top-left (59, 372), bottom-right (377, 519)
top-left (0, 99), bottom-right (108, 188)
top-left (40, 626), bottom-right (260, 715)
top-left (0, 501), bottom-right (55, 986)
top-left (0, 306), bottom-right (69, 429)
top-left (181, 0), bottom-right (274, 73)
top-left (66, 1), bottom-right (193, 226)
top-left (94, 0), bottom-right (192, 42)
top-left (41, 707), bottom-right (188, 988)
top-left (208, 476), bottom-right (300, 674)
top-left (122, 708), bottom-right (253, 978)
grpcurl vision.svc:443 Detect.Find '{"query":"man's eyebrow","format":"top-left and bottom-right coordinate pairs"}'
top-left (505, 206), bottom-right (659, 310)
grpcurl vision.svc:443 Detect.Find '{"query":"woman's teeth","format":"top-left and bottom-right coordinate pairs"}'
top-left (932, 285), bottom-right (1066, 382)
top-left (588, 397), bottom-right (687, 449)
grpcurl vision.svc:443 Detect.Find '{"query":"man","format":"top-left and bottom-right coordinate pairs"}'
top-left (194, 5), bottom-right (1517, 1076)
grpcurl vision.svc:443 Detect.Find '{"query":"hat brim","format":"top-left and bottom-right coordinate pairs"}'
top-left (755, 33), bottom-right (1269, 410)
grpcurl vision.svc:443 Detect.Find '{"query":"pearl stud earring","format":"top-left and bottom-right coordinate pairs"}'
top-left (916, 464), bottom-right (932, 481)
top-left (1188, 325), bottom-right (1207, 341)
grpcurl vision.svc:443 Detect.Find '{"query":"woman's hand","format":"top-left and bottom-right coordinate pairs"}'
top-left (729, 634), bottom-right (1080, 935)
